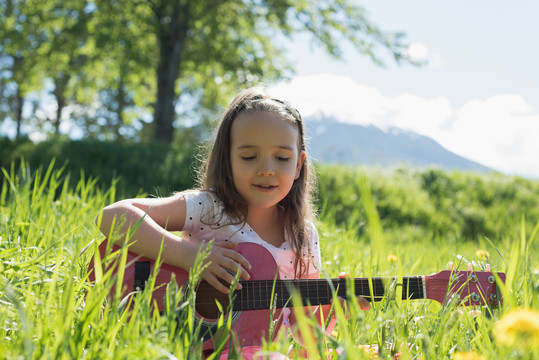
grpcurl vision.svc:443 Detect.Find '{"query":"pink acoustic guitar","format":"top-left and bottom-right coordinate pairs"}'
top-left (87, 240), bottom-right (505, 352)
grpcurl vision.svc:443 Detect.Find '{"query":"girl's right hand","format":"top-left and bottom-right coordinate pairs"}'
top-left (198, 240), bottom-right (252, 294)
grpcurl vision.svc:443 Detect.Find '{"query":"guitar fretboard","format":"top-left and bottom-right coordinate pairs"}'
top-left (232, 277), bottom-right (425, 311)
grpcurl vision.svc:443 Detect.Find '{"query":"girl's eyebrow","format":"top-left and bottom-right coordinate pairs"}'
top-left (236, 144), bottom-right (294, 151)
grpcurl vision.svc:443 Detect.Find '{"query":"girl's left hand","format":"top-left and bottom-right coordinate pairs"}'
top-left (333, 272), bottom-right (371, 315)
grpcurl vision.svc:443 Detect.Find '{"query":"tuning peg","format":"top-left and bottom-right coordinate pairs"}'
top-left (447, 262), bottom-right (453, 270)
top-left (468, 263), bottom-right (473, 272)
top-left (486, 263), bottom-right (491, 272)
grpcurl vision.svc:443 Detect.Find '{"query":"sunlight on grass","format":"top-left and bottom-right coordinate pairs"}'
top-left (1, 160), bottom-right (538, 358)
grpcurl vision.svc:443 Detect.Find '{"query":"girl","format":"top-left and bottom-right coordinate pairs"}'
top-left (99, 87), bottom-right (366, 358)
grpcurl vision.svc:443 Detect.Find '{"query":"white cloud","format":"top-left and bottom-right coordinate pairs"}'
top-left (440, 95), bottom-right (539, 177)
top-left (407, 42), bottom-right (429, 62)
top-left (270, 74), bottom-right (386, 125)
top-left (405, 42), bottom-right (444, 69)
top-left (270, 74), bottom-right (539, 178)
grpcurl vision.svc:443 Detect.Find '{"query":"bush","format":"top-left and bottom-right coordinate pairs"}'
top-left (1, 138), bottom-right (197, 197)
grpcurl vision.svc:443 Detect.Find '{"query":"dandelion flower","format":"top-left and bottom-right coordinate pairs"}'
top-left (387, 254), bottom-right (398, 264)
top-left (475, 249), bottom-right (489, 260)
top-left (493, 308), bottom-right (539, 349)
top-left (453, 351), bottom-right (486, 360)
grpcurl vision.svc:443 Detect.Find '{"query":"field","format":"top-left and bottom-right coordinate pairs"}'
top-left (1, 161), bottom-right (538, 359)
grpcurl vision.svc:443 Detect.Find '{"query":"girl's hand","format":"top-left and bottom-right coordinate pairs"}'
top-left (199, 240), bottom-right (252, 294)
top-left (333, 272), bottom-right (371, 317)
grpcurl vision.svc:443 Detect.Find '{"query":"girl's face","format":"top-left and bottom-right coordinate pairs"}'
top-left (230, 111), bottom-right (306, 212)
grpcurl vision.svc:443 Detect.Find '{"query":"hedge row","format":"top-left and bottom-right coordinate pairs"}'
top-left (1, 137), bottom-right (198, 197)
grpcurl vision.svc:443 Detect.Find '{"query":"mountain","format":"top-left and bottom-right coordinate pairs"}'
top-left (305, 117), bottom-right (492, 173)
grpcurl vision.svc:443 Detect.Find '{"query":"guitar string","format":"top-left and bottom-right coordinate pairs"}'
top-left (151, 278), bottom-right (487, 309)
top-left (173, 278), bottom-right (425, 308)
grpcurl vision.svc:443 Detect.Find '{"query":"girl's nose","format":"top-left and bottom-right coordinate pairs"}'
top-left (257, 162), bottom-right (275, 176)
top-left (257, 168), bottom-right (275, 176)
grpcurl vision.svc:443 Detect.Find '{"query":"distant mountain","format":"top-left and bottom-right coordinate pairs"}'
top-left (305, 117), bottom-right (492, 173)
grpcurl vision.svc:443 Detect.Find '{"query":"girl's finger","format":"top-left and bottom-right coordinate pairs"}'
top-left (358, 296), bottom-right (371, 311)
top-left (205, 274), bottom-right (231, 295)
top-left (221, 256), bottom-right (251, 281)
top-left (215, 241), bottom-right (252, 273)
top-left (214, 240), bottom-right (239, 249)
top-left (223, 249), bottom-right (252, 273)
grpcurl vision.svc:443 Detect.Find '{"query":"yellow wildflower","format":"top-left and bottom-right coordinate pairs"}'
top-left (493, 308), bottom-right (539, 349)
top-left (453, 351), bottom-right (486, 360)
top-left (387, 254), bottom-right (398, 264)
top-left (357, 344), bottom-right (378, 358)
top-left (475, 249), bottom-right (490, 260)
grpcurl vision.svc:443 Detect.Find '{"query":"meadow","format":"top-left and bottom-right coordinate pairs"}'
top-left (1, 160), bottom-right (538, 359)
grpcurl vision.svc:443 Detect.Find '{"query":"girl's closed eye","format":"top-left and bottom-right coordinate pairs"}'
top-left (241, 155), bottom-right (257, 161)
top-left (275, 156), bottom-right (290, 162)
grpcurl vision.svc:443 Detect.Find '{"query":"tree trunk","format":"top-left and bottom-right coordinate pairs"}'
top-left (55, 96), bottom-right (65, 135)
top-left (115, 77), bottom-right (126, 141)
top-left (15, 87), bottom-right (24, 139)
top-left (154, 56), bottom-right (177, 143)
top-left (152, 2), bottom-right (189, 144)
top-left (53, 74), bottom-right (70, 136)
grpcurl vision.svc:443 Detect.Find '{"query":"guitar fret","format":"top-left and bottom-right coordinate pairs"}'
top-left (252, 281), bottom-right (255, 309)
top-left (316, 280), bottom-right (320, 305)
top-left (265, 280), bottom-right (269, 309)
top-left (258, 280), bottom-right (262, 309)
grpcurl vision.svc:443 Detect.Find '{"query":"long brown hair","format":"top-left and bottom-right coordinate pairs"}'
top-left (197, 87), bottom-right (317, 278)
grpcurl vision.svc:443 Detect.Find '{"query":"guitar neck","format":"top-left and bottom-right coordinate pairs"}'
top-left (232, 277), bottom-right (425, 311)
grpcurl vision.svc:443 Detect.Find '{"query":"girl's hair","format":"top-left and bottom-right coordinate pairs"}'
top-left (197, 86), bottom-right (316, 278)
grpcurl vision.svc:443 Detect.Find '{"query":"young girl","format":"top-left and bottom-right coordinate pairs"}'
top-left (99, 87), bottom-right (366, 358)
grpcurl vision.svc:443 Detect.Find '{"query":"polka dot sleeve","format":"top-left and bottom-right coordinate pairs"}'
top-left (181, 190), bottom-right (222, 235)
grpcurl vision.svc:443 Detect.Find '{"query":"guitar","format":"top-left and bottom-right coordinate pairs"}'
top-left (87, 239), bottom-right (505, 352)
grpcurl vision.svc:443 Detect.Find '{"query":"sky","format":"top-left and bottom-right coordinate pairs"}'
top-left (268, 0), bottom-right (539, 179)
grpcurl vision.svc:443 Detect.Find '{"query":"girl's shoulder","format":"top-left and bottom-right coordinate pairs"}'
top-left (305, 220), bottom-right (319, 242)
top-left (181, 189), bottom-right (229, 224)
top-left (180, 189), bottom-right (222, 206)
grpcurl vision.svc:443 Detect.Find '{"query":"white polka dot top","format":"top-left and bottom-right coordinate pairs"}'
top-left (181, 190), bottom-right (321, 280)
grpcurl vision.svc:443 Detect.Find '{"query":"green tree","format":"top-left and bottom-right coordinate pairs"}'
top-left (2, 0), bottom-right (415, 142)
top-left (0, 0), bottom-right (48, 138)
top-left (90, 0), bottom-right (415, 143)
top-left (39, 0), bottom-right (93, 136)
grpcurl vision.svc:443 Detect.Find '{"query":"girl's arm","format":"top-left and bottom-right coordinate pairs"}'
top-left (98, 194), bottom-right (251, 294)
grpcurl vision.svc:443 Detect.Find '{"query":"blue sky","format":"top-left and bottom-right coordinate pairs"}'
top-left (270, 0), bottom-right (539, 178)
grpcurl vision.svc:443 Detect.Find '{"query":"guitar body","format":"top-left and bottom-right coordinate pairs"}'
top-left (88, 241), bottom-right (283, 351)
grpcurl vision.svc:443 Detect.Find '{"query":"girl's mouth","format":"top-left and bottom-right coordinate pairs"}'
top-left (254, 184), bottom-right (276, 191)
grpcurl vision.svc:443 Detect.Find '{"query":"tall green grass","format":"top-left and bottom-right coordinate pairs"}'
top-left (1, 161), bottom-right (538, 359)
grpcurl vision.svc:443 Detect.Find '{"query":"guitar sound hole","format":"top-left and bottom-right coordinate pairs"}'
top-left (195, 281), bottom-right (231, 319)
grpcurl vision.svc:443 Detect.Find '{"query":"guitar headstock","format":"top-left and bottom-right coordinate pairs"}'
top-left (425, 263), bottom-right (505, 307)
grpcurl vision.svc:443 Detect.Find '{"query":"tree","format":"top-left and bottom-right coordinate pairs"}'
top-left (91, 0), bottom-right (414, 144)
top-left (40, 0), bottom-right (92, 135)
top-left (0, 0), bottom-right (48, 138)
top-left (67, 0), bottom-right (156, 141)
top-left (1, 0), bottom-right (415, 142)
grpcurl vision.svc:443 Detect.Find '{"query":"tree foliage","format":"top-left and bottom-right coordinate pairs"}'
top-left (1, 0), bottom-right (415, 143)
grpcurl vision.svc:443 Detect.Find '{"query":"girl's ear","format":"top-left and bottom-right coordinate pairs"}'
top-left (295, 151), bottom-right (306, 179)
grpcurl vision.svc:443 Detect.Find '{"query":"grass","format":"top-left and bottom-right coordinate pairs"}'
top-left (1, 160), bottom-right (538, 359)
